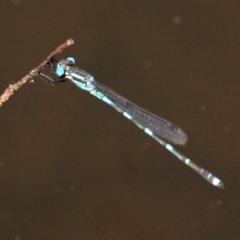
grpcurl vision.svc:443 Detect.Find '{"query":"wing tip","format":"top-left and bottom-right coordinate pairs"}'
top-left (175, 128), bottom-right (188, 145)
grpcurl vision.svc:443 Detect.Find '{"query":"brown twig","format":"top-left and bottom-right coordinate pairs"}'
top-left (0, 39), bottom-right (74, 107)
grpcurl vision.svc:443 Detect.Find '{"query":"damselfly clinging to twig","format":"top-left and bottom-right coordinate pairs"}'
top-left (39, 57), bottom-right (224, 189)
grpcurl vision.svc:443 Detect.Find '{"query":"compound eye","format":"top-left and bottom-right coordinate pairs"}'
top-left (66, 57), bottom-right (75, 66)
top-left (56, 63), bottom-right (65, 77)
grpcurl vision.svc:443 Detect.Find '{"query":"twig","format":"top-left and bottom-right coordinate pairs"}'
top-left (0, 39), bottom-right (74, 108)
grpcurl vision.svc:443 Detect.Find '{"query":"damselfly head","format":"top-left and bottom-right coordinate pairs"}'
top-left (55, 57), bottom-right (76, 77)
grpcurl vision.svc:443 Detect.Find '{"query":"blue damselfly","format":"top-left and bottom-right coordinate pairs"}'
top-left (40, 57), bottom-right (223, 188)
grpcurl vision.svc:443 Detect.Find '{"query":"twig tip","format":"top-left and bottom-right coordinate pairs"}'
top-left (67, 39), bottom-right (74, 45)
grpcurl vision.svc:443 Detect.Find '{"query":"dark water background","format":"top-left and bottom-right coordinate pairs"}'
top-left (0, 1), bottom-right (239, 239)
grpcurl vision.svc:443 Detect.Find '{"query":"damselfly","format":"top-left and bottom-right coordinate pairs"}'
top-left (40, 57), bottom-right (224, 188)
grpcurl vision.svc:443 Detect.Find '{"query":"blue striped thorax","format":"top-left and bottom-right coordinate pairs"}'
top-left (55, 57), bottom-right (95, 91)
